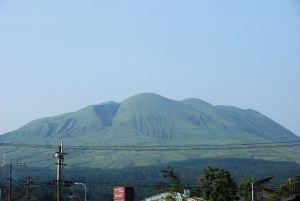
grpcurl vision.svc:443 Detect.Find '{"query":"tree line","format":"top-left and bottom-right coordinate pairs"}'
top-left (159, 164), bottom-right (300, 201)
top-left (0, 157), bottom-right (300, 200)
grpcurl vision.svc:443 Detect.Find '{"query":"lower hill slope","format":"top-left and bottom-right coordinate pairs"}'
top-left (0, 93), bottom-right (299, 168)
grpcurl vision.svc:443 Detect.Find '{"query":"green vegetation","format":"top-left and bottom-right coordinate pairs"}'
top-left (268, 178), bottom-right (300, 201)
top-left (197, 166), bottom-right (238, 201)
top-left (0, 93), bottom-right (299, 168)
top-left (0, 93), bottom-right (299, 200)
top-left (1, 158), bottom-right (300, 200)
top-left (238, 176), bottom-right (263, 201)
top-left (160, 165), bottom-right (185, 201)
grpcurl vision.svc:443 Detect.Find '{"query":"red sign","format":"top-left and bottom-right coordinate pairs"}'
top-left (114, 186), bottom-right (134, 201)
top-left (114, 187), bottom-right (125, 200)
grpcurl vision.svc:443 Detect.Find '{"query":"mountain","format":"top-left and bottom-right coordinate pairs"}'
top-left (0, 93), bottom-right (299, 168)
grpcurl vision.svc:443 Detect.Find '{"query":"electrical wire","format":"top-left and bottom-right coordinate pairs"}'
top-left (64, 167), bottom-right (76, 198)
top-left (0, 141), bottom-right (300, 151)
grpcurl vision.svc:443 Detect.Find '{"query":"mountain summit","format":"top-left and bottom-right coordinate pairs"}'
top-left (0, 93), bottom-right (299, 167)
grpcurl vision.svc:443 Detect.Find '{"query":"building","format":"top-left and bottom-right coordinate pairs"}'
top-left (257, 176), bottom-right (274, 199)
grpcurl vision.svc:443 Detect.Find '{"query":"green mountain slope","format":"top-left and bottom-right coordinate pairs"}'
top-left (0, 93), bottom-right (299, 168)
top-left (1, 101), bottom-right (120, 142)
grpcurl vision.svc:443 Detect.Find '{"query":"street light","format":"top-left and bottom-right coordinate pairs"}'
top-left (75, 182), bottom-right (86, 201)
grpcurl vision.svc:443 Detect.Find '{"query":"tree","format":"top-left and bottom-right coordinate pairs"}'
top-left (238, 176), bottom-right (263, 201)
top-left (197, 166), bottom-right (239, 201)
top-left (268, 178), bottom-right (300, 201)
top-left (181, 166), bottom-right (190, 188)
top-left (160, 165), bottom-right (184, 201)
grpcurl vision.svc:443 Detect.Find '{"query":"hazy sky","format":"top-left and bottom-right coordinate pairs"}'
top-left (0, 1), bottom-right (299, 137)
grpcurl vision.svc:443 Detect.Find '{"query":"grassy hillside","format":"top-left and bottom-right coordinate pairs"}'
top-left (0, 93), bottom-right (299, 168)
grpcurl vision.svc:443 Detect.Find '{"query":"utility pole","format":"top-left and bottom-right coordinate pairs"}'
top-left (27, 176), bottom-right (30, 201)
top-left (55, 141), bottom-right (67, 201)
top-left (56, 144), bottom-right (62, 201)
top-left (251, 183), bottom-right (254, 201)
top-left (8, 162), bottom-right (12, 201)
top-left (0, 153), bottom-right (4, 201)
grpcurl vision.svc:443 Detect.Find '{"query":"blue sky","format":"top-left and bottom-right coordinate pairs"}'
top-left (0, 1), bottom-right (299, 136)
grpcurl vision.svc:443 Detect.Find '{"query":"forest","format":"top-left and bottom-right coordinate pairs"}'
top-left (0, 157), bottom-right (300, 200)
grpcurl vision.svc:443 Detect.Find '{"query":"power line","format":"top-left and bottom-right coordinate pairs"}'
top-left (0, 141), bottom-right (300, 151)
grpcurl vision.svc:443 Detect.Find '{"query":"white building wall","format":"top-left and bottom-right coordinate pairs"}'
top-left (144, 193), bottom-right (184, 201)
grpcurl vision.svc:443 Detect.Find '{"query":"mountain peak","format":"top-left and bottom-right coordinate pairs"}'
top-left (122, 93), bottom-right (171, 103)
top-left (0, 93), bottom-right (299, 167)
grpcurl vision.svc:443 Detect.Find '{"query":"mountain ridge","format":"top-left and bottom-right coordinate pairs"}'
top-left (0, 93), bottom-right (299, 168)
